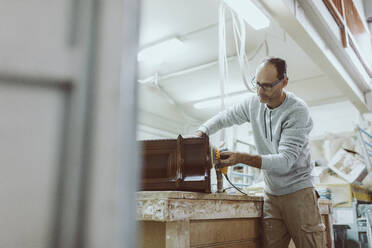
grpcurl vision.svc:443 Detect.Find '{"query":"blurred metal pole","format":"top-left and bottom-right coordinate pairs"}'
top-left (51, 0), bottom-right (100, 246)
top-left (51, 0), bottom-right (141, 247)
top-left (52, 0), bottom-right (141, 246)
top-left (119, 0), bottom-right (141, 247)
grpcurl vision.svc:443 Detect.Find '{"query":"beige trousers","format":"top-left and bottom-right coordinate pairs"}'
top-left (263, 187), bottom-right (326, 248)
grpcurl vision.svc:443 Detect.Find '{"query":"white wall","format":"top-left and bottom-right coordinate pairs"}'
top-left (138, 83), bottom-right (201, 135)
top-left (137, 124), bottom-right (177, 140)
top-left (309, 101), bottom-right (361, 138)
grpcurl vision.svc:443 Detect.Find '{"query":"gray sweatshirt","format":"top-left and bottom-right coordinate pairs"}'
top-left (198, 91), bottom-right (314, 195)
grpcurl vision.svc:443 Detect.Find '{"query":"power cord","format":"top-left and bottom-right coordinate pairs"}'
top-left (223, 174), bottom-right (248, 196)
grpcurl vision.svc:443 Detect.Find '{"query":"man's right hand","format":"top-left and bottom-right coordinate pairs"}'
top-left (195, 131), bottom-right (204, 137)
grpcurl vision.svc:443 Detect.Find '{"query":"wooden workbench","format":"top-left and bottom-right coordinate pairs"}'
top-left (137, 191), bottom-right (334, 248)
top-left (137, 191), bottom-right (263, 248)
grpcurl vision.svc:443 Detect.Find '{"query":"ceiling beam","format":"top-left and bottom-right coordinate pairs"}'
top-left (258, 0), bottom-right (369, 113)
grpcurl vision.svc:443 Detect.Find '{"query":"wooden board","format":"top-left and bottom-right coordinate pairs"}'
top-left (138, 221), bottom-right (165, 248)
top-left (138, 219), bottom-right (261, 248)
top-left (190, 219), bottom-right (260, 248)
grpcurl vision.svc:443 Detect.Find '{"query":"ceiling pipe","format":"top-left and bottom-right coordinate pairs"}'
top-left (138, 37), bottom-right (271, 85)
top-left (137, 56), bottom-right (237, 84)
top-left (139, 19), bottom-right (232, 50)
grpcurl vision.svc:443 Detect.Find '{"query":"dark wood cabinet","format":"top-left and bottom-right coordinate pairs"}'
top-left (140, 135), bottom-right (212, 193)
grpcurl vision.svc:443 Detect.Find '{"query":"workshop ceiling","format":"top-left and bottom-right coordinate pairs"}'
top-left (138, 0), bottom-right (346, 121)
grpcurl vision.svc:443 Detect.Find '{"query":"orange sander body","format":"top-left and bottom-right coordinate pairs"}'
top-left (210, 146), bottom-right (228, 192)
top-left (210, 146), bottom-right (247, 195)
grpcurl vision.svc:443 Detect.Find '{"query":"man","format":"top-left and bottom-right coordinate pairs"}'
top-left (196, 57), bottom-right (325, 247)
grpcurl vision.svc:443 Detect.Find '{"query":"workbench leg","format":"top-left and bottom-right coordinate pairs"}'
top-left (165, 220), bottom-right (190, 248)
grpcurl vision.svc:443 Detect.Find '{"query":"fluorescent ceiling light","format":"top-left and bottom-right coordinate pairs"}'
top-left (138, 38), bottom-right (184, 63)
top-left (193, 93), bottom-right (250, 109)
top-left (224, 0), bottom-right (270, 30)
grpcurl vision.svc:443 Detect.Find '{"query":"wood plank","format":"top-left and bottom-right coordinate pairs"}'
top-left (165, 221), bottom-right (190, 248)
top-left (192, 241), bottom-right (258, 248)
top-left (190, 219), bottom-right (260, 247)
top-left (138, 221), bottom-right (165, 248)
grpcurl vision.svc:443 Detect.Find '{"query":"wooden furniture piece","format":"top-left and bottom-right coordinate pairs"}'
top-left (137, 191), bottom-right (263, 248)
top-left (140, 135), bottom-right (212, 193)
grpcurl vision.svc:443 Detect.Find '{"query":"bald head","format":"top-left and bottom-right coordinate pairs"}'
top-left (256, 57), bottom-right (287, 82)
top-left (255, 57), bottom-right (288, 108)
top-left (256, 62), bottom-right (279, 83)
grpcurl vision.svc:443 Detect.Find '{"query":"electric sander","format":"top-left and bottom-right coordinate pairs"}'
top-left (210, 146), bottom-right (247, 195)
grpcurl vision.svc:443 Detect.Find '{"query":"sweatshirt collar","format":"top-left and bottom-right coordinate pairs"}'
top-left (265, 92), bottom-right (288, 112)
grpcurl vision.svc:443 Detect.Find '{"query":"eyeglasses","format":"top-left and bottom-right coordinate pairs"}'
top-left (250, 76), bottom-right (285, 91)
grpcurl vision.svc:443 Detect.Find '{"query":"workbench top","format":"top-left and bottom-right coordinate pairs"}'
top-left (137, 192), bottom-right (334, 248)
top-left (137, 191), bottom-right (263, 222)
top-left (136, 191), bottom-right (332, 222)
top-left (137, 191), bottom-right (263, 201)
